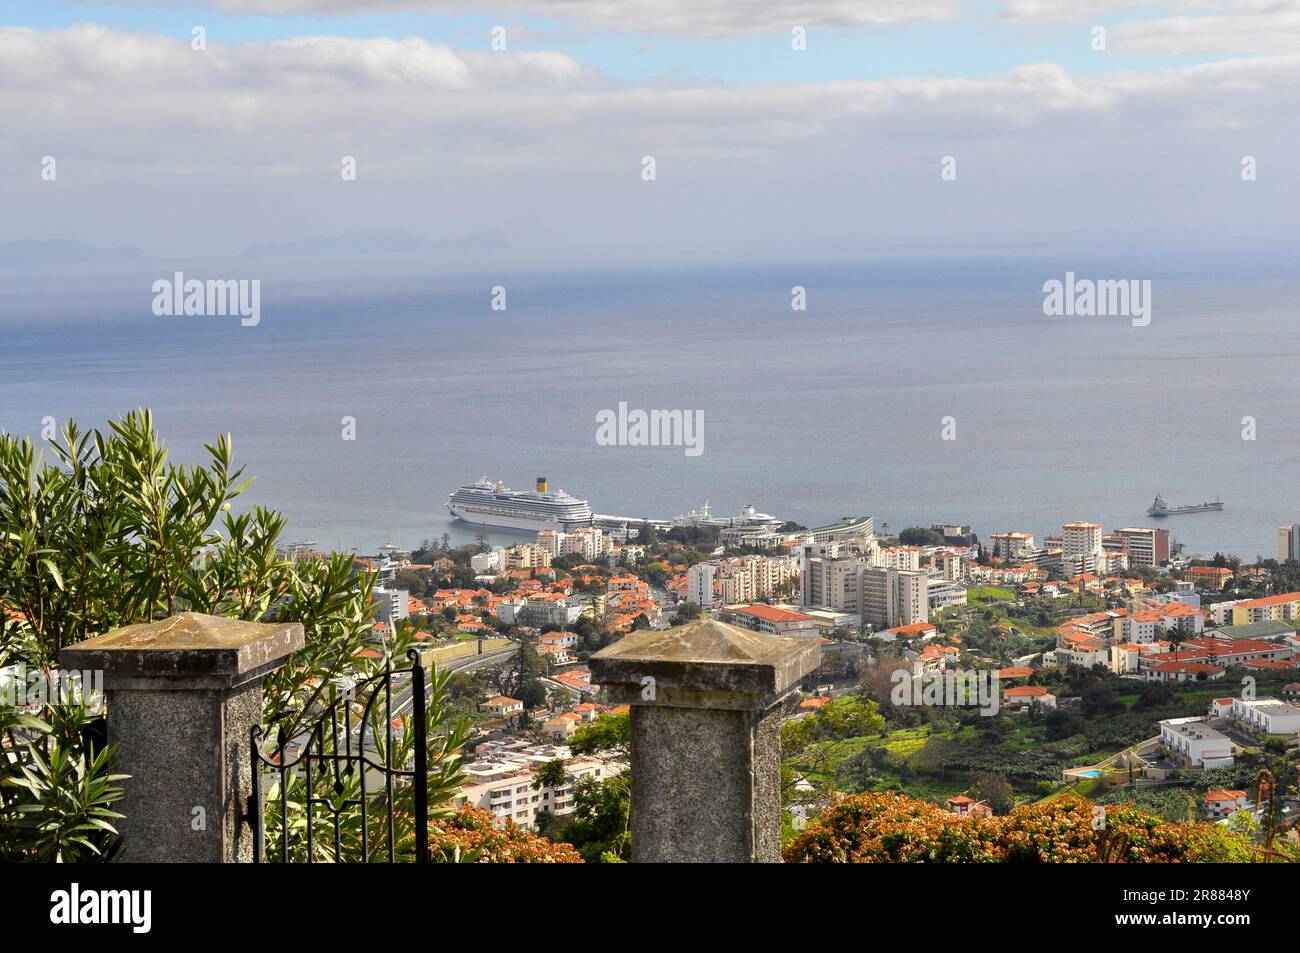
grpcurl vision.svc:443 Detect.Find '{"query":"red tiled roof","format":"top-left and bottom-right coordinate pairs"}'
top-left (1150, 661), bottom-right (1224, 674)
top-left (889, 622), bottom-right (937, 636)
top-left (1236, 592), bottom-right (1300, 609)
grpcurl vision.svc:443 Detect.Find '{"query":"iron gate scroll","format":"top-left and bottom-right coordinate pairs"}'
top-left (250, 648), bottom-right (429, 862)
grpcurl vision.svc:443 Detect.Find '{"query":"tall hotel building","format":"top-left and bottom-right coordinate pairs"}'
top-left (1279, 524), bottom-right (1300, 563)
top-left (687, 562), bottom-right (717, 608)
top-left (860, 566), bottom-right (929, 629)
top-left (1110, 527), bottom-right (1170, 568)
top-left (1062, 521), bottom-right (1104, 575)
top-left (990, 532), bottom-right (1036, 560)
top-left (801, 547), bottom-right (863, 614)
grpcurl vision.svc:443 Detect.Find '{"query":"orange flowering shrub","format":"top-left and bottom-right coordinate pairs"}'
top-left (995, 797), bottom-right (1097, 863)
top-left (785, 792), bottom-right (1254, 863)
top-left (1102, 804), bottom-right (1255, 863)
top-left (429, 807), bottom-right (583, 863)
top-left (784, 791), bottom-right (1002, 863)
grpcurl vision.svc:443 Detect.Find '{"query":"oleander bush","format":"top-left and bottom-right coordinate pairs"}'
top-left (785, 791), bottom-right (1260, 863)
top-left (1, 410), bottom-right (468, 862)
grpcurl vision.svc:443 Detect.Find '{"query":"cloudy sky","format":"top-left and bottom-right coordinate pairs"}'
top-left (0, 0), bottom-right (1296, 262)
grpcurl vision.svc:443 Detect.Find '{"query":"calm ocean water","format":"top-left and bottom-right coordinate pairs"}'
top-left (2, 245), bottom-right (1298, 560)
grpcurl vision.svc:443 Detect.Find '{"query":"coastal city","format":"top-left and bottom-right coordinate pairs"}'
top-left (273, 473), bottom-right (1300, 860)
top-left (3, 0), bottom-right (1295, 926)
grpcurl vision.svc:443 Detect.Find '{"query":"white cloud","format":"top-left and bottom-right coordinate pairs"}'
top-left (995, 0), bottom-right (1147, 21)
top-left (95, 0), bottom-right (1300, 50)
top-left (1111, 7), bottom-right (1300, 55)
top-left (112, 0), bottom-right (961, 37)
top-left (997, 0), bottom-right (1300, 56)
top-left (1, 25), bottom-right (1296, 256)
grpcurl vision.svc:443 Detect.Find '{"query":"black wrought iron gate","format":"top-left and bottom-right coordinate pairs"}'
top-left (250, 648), bottom-right (428, 862)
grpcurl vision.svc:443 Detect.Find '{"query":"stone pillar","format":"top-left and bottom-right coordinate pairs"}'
top-left (60, 612), bottom-right (303, 863)
top-left (590, 618), bottom-right (820, 863)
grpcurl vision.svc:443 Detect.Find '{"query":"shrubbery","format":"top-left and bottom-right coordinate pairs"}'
top-left (785, 791), bottom-right (1257, 863)
top-left (430, 808), bottom-right (582, 863)
top-left (1, 411), bottom-right (468, 862)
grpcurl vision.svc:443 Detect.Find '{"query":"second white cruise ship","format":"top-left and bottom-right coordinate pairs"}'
top-left (447, 477), bottom-right (594, 532)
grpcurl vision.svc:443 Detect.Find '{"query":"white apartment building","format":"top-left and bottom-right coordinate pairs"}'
top-left (990, 531), bottom-right (1036, 560)
top-left (1125, 612), bottom-right (1160, 644)
top-left (495, 597), bottom-right (582, 628)
top-left (1159, 718), bottom-right (1235, 769)
top-left (1110, 527), bottom-right (1170, 568)
top-left (535, 528), bottom-right (611, 562)
top-left (1057, 643), bottom-right (1110, 668)
top-left (722, 556), bottom-right (789, 603)
top-left (1062, 521), bottom-right (1104, 575)
top-left (927, 577), bottom-right (968, 614)
top-left (371, 586), bottom-right (409, 625)
top-left (861, 566), bottom-right (928, 629)
top-left (470, 547), bottom-right (505, 573)
top-left (1230, 697), bottom-right (1300, 736)
top-left (1099, 549), bottom-right (1130, 574)
top-left (1279, 524), bottom-right (1300, 563)
top-left (1110, 643), bottom-right (1144, 674)
top-left (873, 546), bottom-right (921, 571)
top-left (1209, 600), bottom-right (1241, 627)
top-left (687, 562), bottom-right (717, 608)
top-left (455, 741), bottom-right (624, 830)
top-left (717, 562), bottom-right (754, 605)
top-left (504, 544), bottom-right (552, 569)
top-left (748, 553), bottom-right (801, 599)
top-left (801, 546), bottom-right (863, 614)
top-left (560, 527), bottom-right (609, 561)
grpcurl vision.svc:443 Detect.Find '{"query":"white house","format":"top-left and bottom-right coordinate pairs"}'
top-left (1208, 697), bottom-right (1235, 718)
top-left (1003, 685), bottom-right (1057, 709)
top-left (1204, 789), bottom-right (1249, 820)
top-left (1158, 718), bottom-right (1234, 769)
top-left (1230, 697), bottom-right (1300, 735)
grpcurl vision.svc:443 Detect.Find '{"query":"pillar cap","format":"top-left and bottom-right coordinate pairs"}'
top-left (590, 618), bottom-right (821, 710)
top-left (60, 612), bottom-right (303, 687)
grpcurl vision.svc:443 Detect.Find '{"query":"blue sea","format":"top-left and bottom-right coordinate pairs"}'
top-left (2, 241), bottom-right (1297, 560)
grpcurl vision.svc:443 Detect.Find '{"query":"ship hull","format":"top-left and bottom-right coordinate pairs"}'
top-left (447, 502), bottom-right (591, 532)
top-left (1147, 503), bottom-right (1224, 517)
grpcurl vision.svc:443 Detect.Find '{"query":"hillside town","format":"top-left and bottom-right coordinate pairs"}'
top-left (308, 509), bottom-right (1300, 853)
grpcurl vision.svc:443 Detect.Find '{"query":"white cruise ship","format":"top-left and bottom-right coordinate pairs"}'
top-left (447, 477), bottom-right (594, 532)
top-left (670, 501), bottom-right (782, 530)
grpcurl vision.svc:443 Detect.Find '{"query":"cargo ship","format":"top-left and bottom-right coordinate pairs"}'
top-left (1146, 494), bottom-right (1224, 517)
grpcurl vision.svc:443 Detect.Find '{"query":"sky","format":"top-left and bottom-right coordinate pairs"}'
top-left (0, 1), bottom-right (1297, 261)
